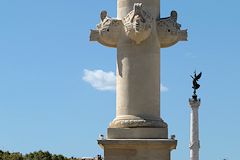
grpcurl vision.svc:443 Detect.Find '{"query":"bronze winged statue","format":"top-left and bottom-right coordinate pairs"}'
top-left (191, 71), bottom-right (202, 100)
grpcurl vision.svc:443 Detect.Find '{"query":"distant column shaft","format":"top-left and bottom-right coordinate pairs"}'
top-left (189, 99), bottom-right (200, 160)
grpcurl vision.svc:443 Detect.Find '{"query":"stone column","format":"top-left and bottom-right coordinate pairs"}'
top-left (90, 1), bottom-right (187, 131)
top-left (112, 0), bottom-right (164, 129)
top-left (90, 0), bottom-right (188, 159)
top-left (189, 98), bottom-right (201, 160)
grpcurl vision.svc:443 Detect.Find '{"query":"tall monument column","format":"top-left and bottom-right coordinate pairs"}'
top-left (189, 71), bottom-right (202, 160)
top-left (90, 0), bottom-right (187, 159)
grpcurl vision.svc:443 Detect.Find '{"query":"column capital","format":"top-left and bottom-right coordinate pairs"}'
top-left (189, 98), bottom-right (201, 109)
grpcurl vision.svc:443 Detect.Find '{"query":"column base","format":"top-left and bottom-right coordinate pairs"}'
top-left (109, 116), bottom-right (168, 128)
top-left (98, 139), bottom-right (177, 160)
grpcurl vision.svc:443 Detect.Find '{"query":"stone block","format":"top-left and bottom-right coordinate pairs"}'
top-left (98, 139), bottom-right (177, 160)
top-left (107, 128), bottom-right (168, 139)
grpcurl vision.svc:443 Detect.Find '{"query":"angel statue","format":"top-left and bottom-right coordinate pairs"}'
top-left (191, 71), bottom-right (202, 100)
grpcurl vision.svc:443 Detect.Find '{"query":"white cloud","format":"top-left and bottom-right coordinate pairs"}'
top-left (161, 84), bottom-right (169, 92)
top-left (83, 69), bottom-right (168, 92)
top-left (83, 69), bottom-right (116, 91)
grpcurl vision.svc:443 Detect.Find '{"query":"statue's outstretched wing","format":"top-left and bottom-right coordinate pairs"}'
top-left (196, 72), bottom-right (202, 81)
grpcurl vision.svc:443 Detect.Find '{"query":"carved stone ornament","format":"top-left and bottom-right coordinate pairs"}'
top-left (90, 11), bottom-right (123, 47)
top-left (157, 11), bottom-right (188, 48)
top-left (122, 3), bottom-right (154, 44)
top-left (109, 118), bottom-right (168, 128)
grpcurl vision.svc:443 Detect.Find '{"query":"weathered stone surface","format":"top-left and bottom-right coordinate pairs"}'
top-left (98, 139), bottom-right (177, 160)
top-left (90, 11), bottom-right (122, 48)
top-left (107, 128), bottom-right (168, 139)
top-left (122, 3), bottom-right (154, 44)
top-left (109, 117), bottom-right (167, 128)
top-left (157, 11), bottom-right (187, 48)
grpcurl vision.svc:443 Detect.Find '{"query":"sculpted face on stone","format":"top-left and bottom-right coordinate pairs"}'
top-left (123, 3), bottom-right (153, 44)
top-left (132, 15), bottom-right (144, 32)
top-left (90, 11), bottom-right (122, 47)
top-left (157, 11), bottom-right (188, 48)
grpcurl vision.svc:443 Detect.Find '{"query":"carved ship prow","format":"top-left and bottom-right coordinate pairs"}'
top-left (157, 11), bottom-right (188, 48)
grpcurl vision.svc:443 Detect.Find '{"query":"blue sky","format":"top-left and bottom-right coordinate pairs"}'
top-left (0, 0), bottom-right (239, 159)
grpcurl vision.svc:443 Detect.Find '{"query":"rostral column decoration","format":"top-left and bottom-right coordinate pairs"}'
top-left (90, 3), bottom-right (187, 129)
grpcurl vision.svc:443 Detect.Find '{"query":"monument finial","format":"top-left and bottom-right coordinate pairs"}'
top-left (190, 71), bottom-right (202, 100)
top-left (189, 71), bottom-right (202, 160)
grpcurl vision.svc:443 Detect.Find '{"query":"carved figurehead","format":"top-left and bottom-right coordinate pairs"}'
top-left (123, 3), bottom-right (154, 44)
top-left (90, 11), bottom-right (123, 47)
top-left (157, 11), bottom-right (188, 48)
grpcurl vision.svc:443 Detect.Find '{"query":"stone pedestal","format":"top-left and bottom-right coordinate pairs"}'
top-left (98, 139), bottom-right (177, 160)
